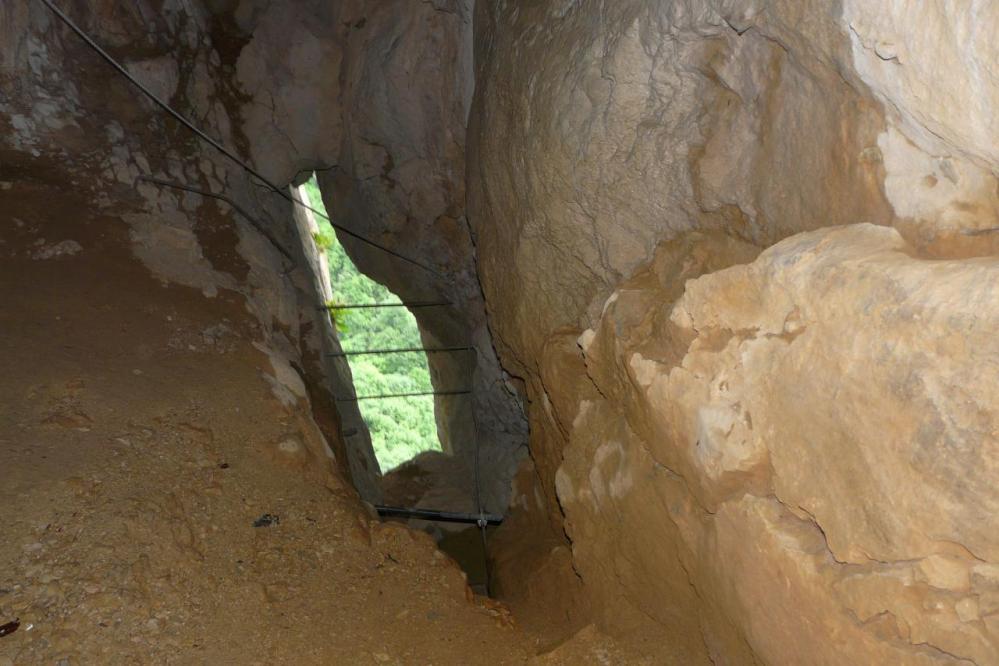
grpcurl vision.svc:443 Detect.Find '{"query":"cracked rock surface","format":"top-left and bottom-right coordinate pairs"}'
top-left (3, 0), bottom-right (999, 663)
top-left (472, 1), bottom-right (999, 663)
top-left (568, 225), bottom-right (999, 663)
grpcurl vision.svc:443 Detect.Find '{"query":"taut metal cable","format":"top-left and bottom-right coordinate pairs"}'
top-left (137, 176), bottom-right (294, 261)
top-left (328, 346), bottom-right (474, 358)
top-left (375, 506), bottom-right (503, 526)
top-left (335, 389), bottom-right (471, 402)
top-left (38, 0), bottom-right (442, 278)
top-left (319, 301), bottom-right (452, 311)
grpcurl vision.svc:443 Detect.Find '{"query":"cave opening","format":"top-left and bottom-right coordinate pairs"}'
top-left (9, 0), bottom-right (998, 661)
top-left (300, 175), bottom-right (444, 474)
top-left (298, 174), bottom-right (496, 593)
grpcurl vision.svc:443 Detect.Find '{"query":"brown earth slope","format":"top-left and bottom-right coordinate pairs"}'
top-left (0, 179), bottom-right (535, 665)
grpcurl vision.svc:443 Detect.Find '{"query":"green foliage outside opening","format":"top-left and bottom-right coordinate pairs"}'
top-left (304, 176), bottom-right (442, 472)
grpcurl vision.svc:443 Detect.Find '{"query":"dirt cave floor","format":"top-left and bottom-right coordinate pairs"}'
top-left (0, 180), bottom-right (555, 665)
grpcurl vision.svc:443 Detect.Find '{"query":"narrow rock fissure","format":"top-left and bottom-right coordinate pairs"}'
top-left (302, 176), bottom-right (445, 473)
top-left (300, 173), bottom-right (497, 595)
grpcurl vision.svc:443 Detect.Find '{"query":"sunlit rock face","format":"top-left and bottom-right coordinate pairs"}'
top-left (471, 0), bottom-right (999, 662)
top-left (843, 0), bottom-right (999, 259)
top-left (575, 225), bottom-right (999, 663)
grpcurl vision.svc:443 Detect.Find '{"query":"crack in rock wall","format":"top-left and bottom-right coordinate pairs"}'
top-left (318, 0), bottom-right (528, 514)
top-left (221, 0), bottom-right (530, 513)
top-left (469, 0), bottom-right (999, 663)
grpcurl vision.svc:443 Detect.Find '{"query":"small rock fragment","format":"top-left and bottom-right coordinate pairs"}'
top-left (252, 514), bottom-right (280, 528)
top-left (32, 240), bottom-right (82, 260)
top-left (0, 618), bottom-right (19, 637)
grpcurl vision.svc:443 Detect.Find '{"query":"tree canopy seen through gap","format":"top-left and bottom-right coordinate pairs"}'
top-left (304, 176), bottom-right (442, 472)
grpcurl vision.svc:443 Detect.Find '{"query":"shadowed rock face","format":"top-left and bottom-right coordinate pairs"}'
top-left (6, 0), bottom-right (999, 662)
top-left (236, 0), bottom-right (530, 513)
top-left (318, 0), bottom-right (528, 514)
top-left (469, 0), bottom-right (999, 662)
top-left (0, 0), bottom-right (383, 498)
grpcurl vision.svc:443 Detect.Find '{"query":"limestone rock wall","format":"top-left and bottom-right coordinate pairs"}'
top-left (322, 0), bottom-right (527, 513)
top-left (7, 0), bottom-right (999, 661)
top-left (228, 0), bottom-right (529, 510)
top-left (573, 225), bottom-right (999, 663)
top-left (1, 1), bottom-right (527, 510)
top-left (468, 0), bottom-right (893, 364)
top-left (0, 0), bottom-right (388, 499)
top-left (470, 1), bottom-right (999, 663)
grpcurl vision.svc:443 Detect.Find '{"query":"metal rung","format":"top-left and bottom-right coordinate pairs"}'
top-left (336, 389), bottom-right (471, 402)
top-left (328, 346), bottom-right (473, 357)
top-left (320, 301), bottom-right (451, 310)
top-left (375, 505), bottom-right (503, 526)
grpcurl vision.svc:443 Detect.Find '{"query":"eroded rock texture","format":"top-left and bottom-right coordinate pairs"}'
top-left (321, 0), bottom-right (527, 514)
top-left (0, 0), bottom-right (386, 496)
top-left (572, 225), bottom-right (999, 663)
top-left (231, 0), bottom-right (529, 512)
top-left (0, 0), bottom-right (527, 509)
top-left (472, 1), bottom-right (999, 663)
top-left (5, 0), bottom-right (999, 662)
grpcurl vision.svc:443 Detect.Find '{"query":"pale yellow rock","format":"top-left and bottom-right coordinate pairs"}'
top-left (842, 1), bottom-right (999, 258)
top-left (844, 0), bottom-right (999, 169)
top-left (956, 598), bottom-right (980, 623)
top-left (556, 224), bottom-right (999, 663)
top-left (676, 224), bottom-right (999, 565)
top-left (919, 555), bottom-right (972, 592)
top-left (6, 0), bottom-right (999, 662)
